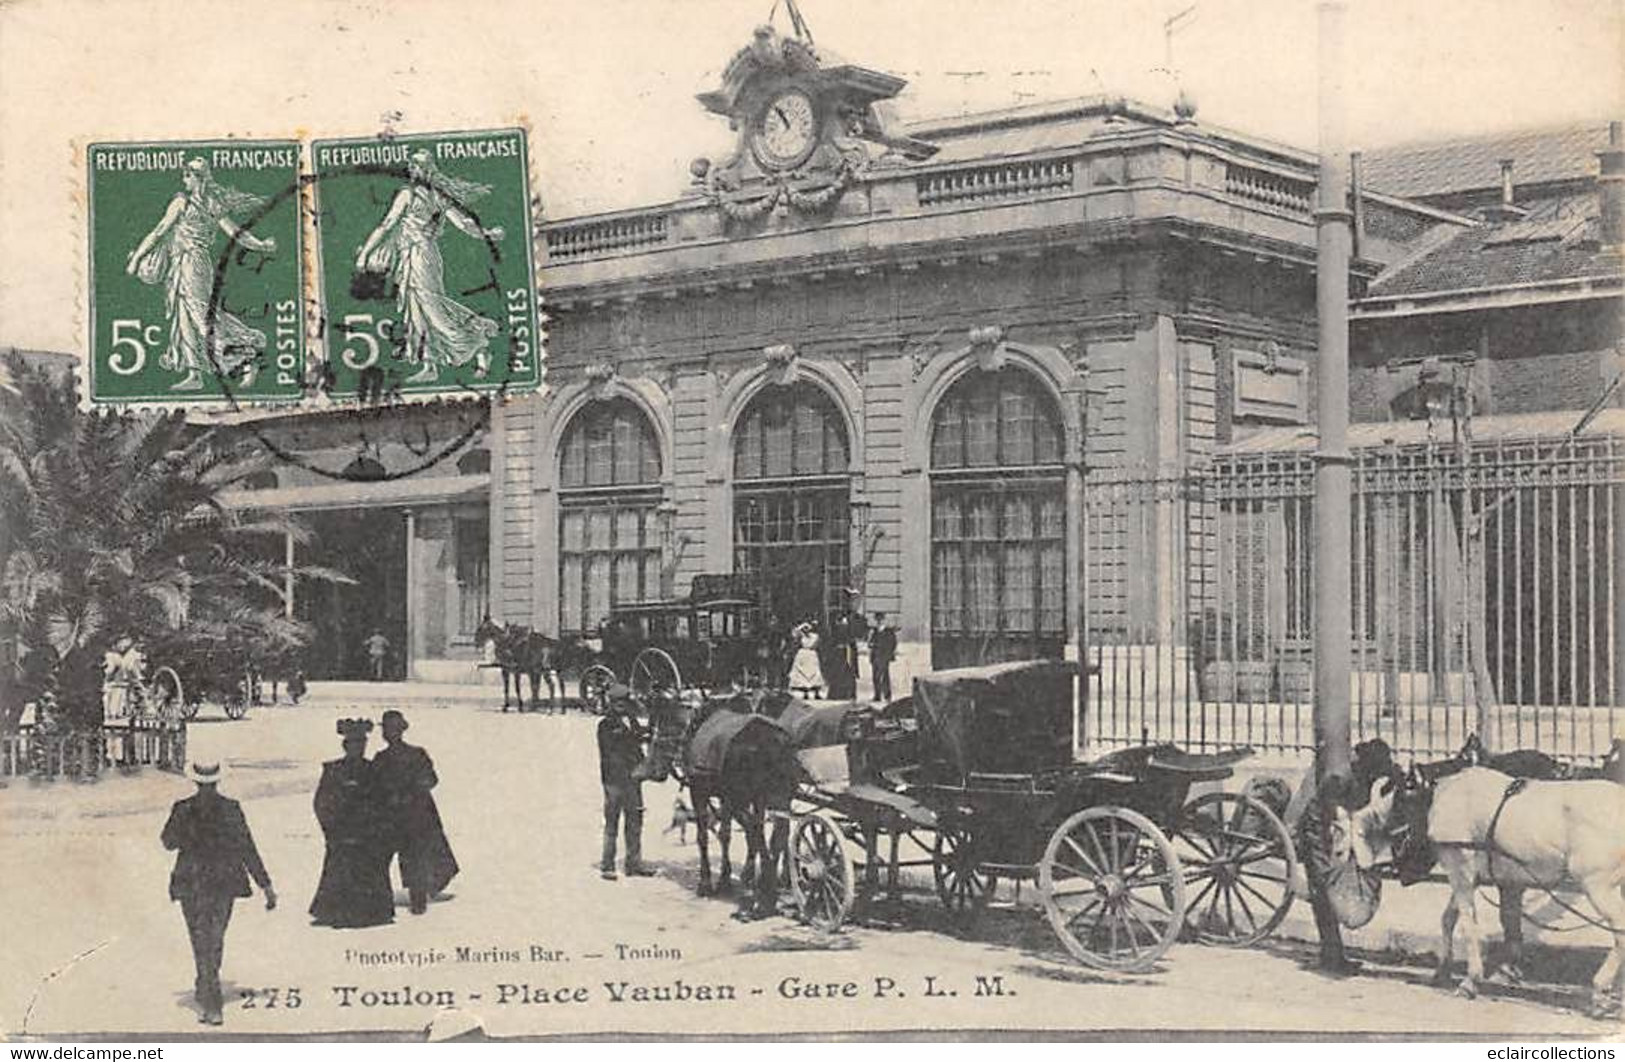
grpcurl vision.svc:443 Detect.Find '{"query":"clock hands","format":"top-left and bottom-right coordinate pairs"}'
top-left (774, 105), bottom-right (790, 129)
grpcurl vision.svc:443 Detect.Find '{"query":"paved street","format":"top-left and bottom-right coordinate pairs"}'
top-left (1, 687), bottom-right (1617, 1040)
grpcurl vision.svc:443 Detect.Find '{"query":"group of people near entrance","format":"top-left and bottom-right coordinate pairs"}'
top-left (159, 709), bottom-right (457, 1025)
top-left (777, 610), bottom-right (897, 703)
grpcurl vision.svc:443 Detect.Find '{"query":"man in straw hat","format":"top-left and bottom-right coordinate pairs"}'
top-left (161, 760), bottom-right (276, 1025)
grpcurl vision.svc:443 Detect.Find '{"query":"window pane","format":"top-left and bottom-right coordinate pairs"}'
top-left (1001, 389), bottom-right (1035, 466)
top-left (969, 547), bottom-right (999, 632)
top-left (586, 555), bottom-right (611, 628)
top-left (968, 495), bottom-right (999, 540)
top-left (736, 412), bottom-right (761, 479)
top-left (1040, 543), bottom-right (1065, 633)
top-left (614, 509), bottom-right (641, 548)
top-left (1003, 495), bottom-right (1033, 540)
top-left (793, 401), bottom-right (824, 475)
top-left (934, 493), bottom-right (961, 540)
top-left (561, 432), bottom-right (585, 489)
top-left (762, 399), bottom-right (792, 478)
top-left (561, 557), bottom-right (583, 633)
top-left (932, 398), bottom-right (963, 469)
top-left (562, 510), bottom-right (585, 551)
top-left (614, 552), bottom-right (640, 604)
top-left (612, 417), bottom-right (639, 484)
top-left (586, 421), bottom-right (613, 486)
top-left (965, 387), bottom-right (998, 466)
top-left (1004, 542), bottom-right (1034, 632)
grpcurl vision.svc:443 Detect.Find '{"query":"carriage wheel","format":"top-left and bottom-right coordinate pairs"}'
top-left (933, 826), bottom-right (994, 922)
top-left (149, 668), bottom-right (185, 721)
top-left (630, 648), bottom-right (683, 700)
top-left (789, 812), bottom-right (855, 932)
top-left (580, 665), bottom-right (617, 710)
top-left (1173, 791), bottom-right (1297, 947)
top-left (1037, 806), bottom-right (1187, 972)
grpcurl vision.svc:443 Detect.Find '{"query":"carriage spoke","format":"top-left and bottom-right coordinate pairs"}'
top-left (1063, 836), bottom-right (1108, 878)
top-left (1228, 881), bottom-right (1259, 931)
top-left (1232, 876), bottom-right (1276, 923)
top-left (1239, 869), bottom-right (1289, 885)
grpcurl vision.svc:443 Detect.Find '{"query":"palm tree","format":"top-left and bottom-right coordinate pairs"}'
top-left (0, 353), bottom-right (343, 731)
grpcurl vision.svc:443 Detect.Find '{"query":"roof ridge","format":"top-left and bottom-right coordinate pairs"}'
top-left (1361, 120), bottom-right (1613, 157)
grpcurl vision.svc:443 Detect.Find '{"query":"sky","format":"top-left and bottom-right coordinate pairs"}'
top-left (0, 0), bottom-right (1620, 355)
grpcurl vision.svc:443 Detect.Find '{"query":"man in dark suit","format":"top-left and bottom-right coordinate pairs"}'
top-left (160, 761), bottom-right (276, 1025)
top-left (597, 685), bottom-right (653, 880)
top-left (869, 612), bottom-right (897, 703)
top-left (375, 709), bottom-right (459, 915)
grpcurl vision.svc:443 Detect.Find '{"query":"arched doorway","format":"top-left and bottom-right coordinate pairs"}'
top-left (557, 397), bottom-right (663, 636)
top-left (929, 367), bottom-right (1067, 668)
top-left (732, 382), bottom-right (851, 634)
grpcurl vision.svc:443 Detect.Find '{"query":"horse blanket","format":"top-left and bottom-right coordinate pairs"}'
top-left (685, 710), bottom-right (787, 776)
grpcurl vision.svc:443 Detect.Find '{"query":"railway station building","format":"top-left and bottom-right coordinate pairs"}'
top-left (198, 27), bottom-right (1622, 765)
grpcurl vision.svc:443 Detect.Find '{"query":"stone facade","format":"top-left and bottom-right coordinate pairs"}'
top-left (497, 95), bottom-right (1453, 688)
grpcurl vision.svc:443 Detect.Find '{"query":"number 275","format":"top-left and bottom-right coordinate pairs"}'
top-left (240, 987), bottom-right (302, 1009)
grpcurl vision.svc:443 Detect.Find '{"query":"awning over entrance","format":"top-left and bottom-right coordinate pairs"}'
top-left (220, 473), bottom-right (489, 511)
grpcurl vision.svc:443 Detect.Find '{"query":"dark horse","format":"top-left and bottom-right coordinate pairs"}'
top-left (641, 687), bottom-right (798, 918)
top-left (476, 619), bottom-right (561, 713)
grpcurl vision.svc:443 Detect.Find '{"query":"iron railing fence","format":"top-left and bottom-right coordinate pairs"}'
top-left (0, 718), bottom-right (187, 780)
top-left (1081, 432), bottom-right (1625, 763)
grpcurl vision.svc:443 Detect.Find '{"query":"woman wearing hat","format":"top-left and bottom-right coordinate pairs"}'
top-left (309, 719), bottom-right (395, 928)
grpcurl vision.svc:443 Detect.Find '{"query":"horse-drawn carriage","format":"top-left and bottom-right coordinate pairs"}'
top-left (583, 581), bottom-right (762, 708)
top-left (672, 659), bottom-right (1299, 972)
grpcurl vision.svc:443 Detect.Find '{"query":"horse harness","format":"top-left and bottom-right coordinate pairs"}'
top-left (1436, 776), bottom-right (1624, 937)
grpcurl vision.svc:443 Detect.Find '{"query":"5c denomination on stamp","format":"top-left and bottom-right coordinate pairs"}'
top-left (311, 129), bottom-right (540, 400)
top-left (87, 139), bottom-right (304, 404)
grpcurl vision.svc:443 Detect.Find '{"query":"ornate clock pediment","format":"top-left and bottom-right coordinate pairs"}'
top-left (692, 22), bottom-right (937, 229)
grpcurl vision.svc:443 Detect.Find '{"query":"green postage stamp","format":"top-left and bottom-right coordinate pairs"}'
top-left (86, 140), bottom-right (305, 404)
top-left (312, 128), bottom-right (540, 398)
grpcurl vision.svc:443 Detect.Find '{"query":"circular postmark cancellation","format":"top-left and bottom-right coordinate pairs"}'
top-left (189, 129), bottom-right (541, 483)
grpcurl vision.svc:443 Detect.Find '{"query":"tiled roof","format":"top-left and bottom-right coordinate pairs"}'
top-left (1223, 408), bottom-right (1625, 454)
top-left (1359, 125), bottom-right (1611, 201)
top-left (1365, 192), bottom-right (1620, 298)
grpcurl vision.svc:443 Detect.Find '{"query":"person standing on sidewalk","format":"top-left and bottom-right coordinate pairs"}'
top-left (161, 760), bottom-right (276, 1025)
top-left (869, 612), bottom-right (897, 703)
top-left (375, 709), bottom-right (459, 915)
top-left (363, 629), bottom-right (390, 680)
top-left (597, 685), bottom-right (654, 880)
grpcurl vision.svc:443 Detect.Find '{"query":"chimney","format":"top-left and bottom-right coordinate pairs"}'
top-left (1599, 120), bottom-right (1625, 253)
top-left (1485, 158), bottom-right (1526, 221)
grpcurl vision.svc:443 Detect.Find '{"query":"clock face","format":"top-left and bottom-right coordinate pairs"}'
top-left (752, 90), bottom-right (819, 169)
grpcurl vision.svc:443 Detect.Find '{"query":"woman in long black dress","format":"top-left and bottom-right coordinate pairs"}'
top-left (309, 718), bottom-right (395, 928)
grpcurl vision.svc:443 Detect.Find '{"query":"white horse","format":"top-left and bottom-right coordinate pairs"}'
top-left (1383, 766), bottom-right (1625, 1017)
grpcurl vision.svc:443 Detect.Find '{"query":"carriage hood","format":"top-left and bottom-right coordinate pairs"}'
top-left (912, 660), bottom-right (1078, 779)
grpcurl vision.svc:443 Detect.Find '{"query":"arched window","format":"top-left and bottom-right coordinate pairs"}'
top-left (558, 399), bottom-right (663, 636)
top-left (732, 383), bottom-right (851, 633)
top-left (929, 368), bottom-right (1066, 668)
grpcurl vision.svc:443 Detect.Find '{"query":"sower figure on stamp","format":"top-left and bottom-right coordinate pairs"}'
top-left (597, 685), bottom-right (655, 881)
top-left (309, 718), bottom-right (395, 928)
top-left (161, 760), bottom-right (276, 1025)
top-left (374, 709), bottom-right (459, 915)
